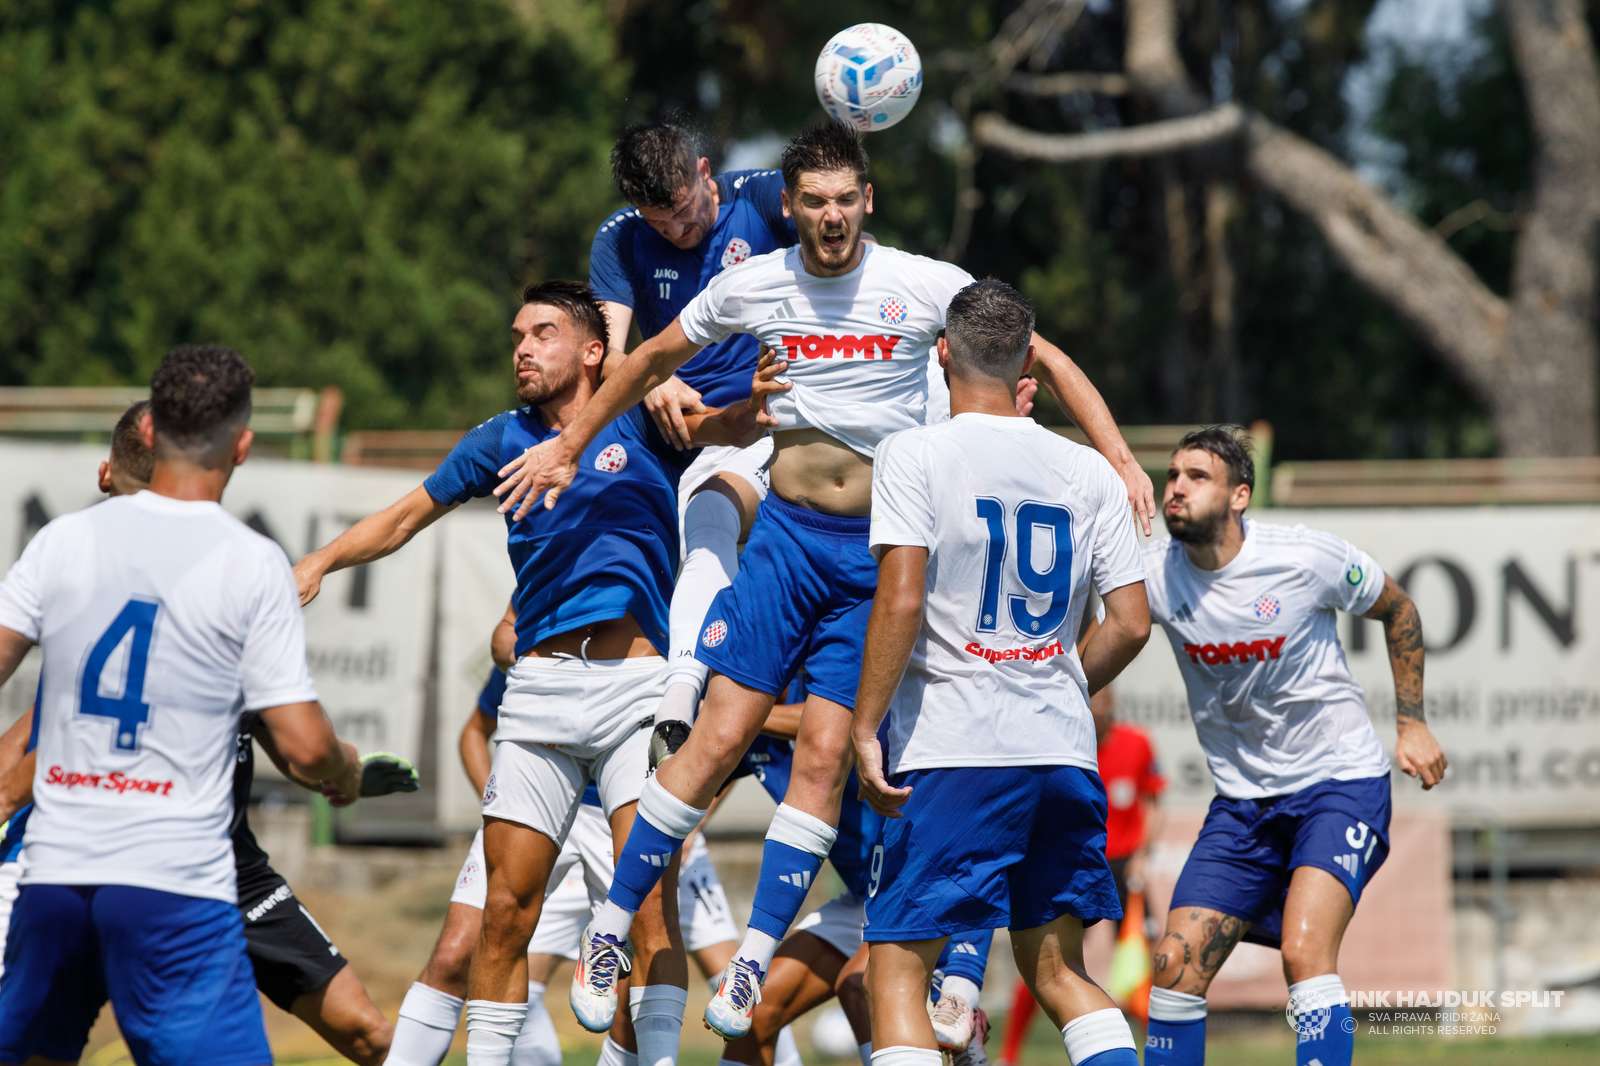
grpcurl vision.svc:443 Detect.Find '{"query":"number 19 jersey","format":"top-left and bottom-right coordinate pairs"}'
top-left (868, 414), bottom-right (1146, 774)
top-left (0, 491), bottom-right (319, 904)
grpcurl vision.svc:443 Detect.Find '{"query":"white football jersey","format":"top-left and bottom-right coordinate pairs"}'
top-left (677, 242), bottom-right (974, 456)
top-left (0, 491), bottom-right (319, 903)
top-left (1143, 518), bottom-right (1393, 799)
top-left (869, 414), bottom-right (1146, 773)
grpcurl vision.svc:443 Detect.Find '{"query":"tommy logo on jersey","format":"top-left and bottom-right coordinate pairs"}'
top-left (1181, 636), bottom-right (1287, 664)
top-left (721, 237), bottom-right (752, 268)
top-left (595, 443), bottom-right (628, 472)
top-left (779, 334), bottom-right (903, 360)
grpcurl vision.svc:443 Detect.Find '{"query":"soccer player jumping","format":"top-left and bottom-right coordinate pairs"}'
top-left (852, 279), bottom-right (1152, 1066)
top-left (494, 122), bottom-right (1155, 1042)
top-left (1139, 428), bottom-right (1447, 1066)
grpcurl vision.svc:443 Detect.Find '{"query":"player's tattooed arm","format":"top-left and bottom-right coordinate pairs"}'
top-left (1364, 573), bottom-right (1448, 789)
top-left (1023, 332), bottom-right (1156, 535)
top-left (1152, 909), bottom-right (1249, 996)
top-left (851, 544), bottom-right (929, 818)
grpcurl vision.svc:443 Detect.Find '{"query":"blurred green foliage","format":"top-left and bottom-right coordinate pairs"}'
top-left (0, 1), bottom-right (1556, 454)
top-left (0, 0), bottom-right (623, 428)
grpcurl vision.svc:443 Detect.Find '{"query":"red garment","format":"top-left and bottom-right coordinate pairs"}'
top-left (1097, 722), bottom-right (1164, 860)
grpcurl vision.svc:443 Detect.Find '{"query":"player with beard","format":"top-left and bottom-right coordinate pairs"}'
top-left (293, 281), bottom-right (771, 1066)
top-left (492, 123), bottom-right (1155, 1043)
top-left (1139, 428), bottom-right (1447, 1066)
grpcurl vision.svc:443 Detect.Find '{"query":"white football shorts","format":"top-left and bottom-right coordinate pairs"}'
top-left (680, 834), bottom-right (739, 951)
top-left (794, 893), bottom-right (866, 960)
top-left (676, 438), bottom-right (774, 531)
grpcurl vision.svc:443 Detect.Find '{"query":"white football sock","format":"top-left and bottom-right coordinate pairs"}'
top-left (466, 999), bottom-right (529, 1066)
top-left (870, 1047), bottom-right (942, 1066)
top-left (858, 1042), bottom-right (873, 1066)
top-left (1061, 1008), bottom-right (1137, 1063)
top-left (598, 1036), bottom-right (639, 1066)
top-left (389, 982), bottom-right (464, 1066)
top-left (729, 928), bottom-right (783, 978)
top-left (775, 1024), bottom-right (802, 1066)
top-left (632, 985), bottom-right (689, 1066)
top-left (939, 975), bottom-right (981, 1010)
top-left (665, 490), bottom-right (740, 692)
top-left (511, 981), bottom-right (560, 1066)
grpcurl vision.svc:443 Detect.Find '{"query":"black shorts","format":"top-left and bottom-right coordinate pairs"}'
top-left (239, 876), bottom-right (347, 1011)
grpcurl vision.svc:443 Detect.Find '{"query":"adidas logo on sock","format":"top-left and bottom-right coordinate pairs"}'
top-left (640, 852), bottom-right (674, 867)
top-left (951, 942), bottom-right (979, 955)
top-left (1333, 853), bottom-right (1359, 877)
top-left (778, 870), bottom-right (812, 889)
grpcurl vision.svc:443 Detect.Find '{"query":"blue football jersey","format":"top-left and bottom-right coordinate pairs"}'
top-left (743, 734), bottom-right (881, 899)
top-left (425, 406), bottom-right (695, 658)
top-left (0, 680), bottom-right (41, 864)
top-left (476, 668), bottom-right (506, 720)
top-left (474, 668), bottom-right (599, 807)
top-left (590, 169), bottom-right (797, 408)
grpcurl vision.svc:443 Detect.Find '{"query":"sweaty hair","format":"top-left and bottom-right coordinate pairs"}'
top-left (780, 123), bottom-right (869, 192)
top-left (611, 123), bottom-right (699, 210)
top-left (112, 400), bottom-right (154, 486)
top-left (945, 279), bottom-right (1036, 379)
top-left (522, 279), bottom-right (610, 351)
top-left (150, 344), bottom-right (254, 464)
top-left (1174, 426), bottom-right (1255, 492)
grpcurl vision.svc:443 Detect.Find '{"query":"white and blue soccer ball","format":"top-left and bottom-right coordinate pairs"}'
top-left (814, 23), bottom-right (923, 133)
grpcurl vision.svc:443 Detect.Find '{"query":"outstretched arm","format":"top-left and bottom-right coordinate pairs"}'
top-left (850, 544), bottom-right (928, 818)
top-left (256, 702), bottom-right (361, 805)
top-left (0, 748), bottom-right (34, 826)
top-left (293, 486), bottom-right (455, 605)
top-left (601, 300), bottom-right (709, 451)
top-left (1364, 574), bottom-right (1446, 789)
top-left (495, 320), bottom-right (705, 518)
top-left (1081, 581), bottom-right (1151, 695)
top-left (1027, 334), bottom-right (1157, 535)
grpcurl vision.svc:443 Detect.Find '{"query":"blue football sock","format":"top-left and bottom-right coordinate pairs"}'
top-left (1077, 1051), bottom-right (1139, 1066)
top-left (936, 928), bottom-right (992, 989)
top-left (1290, 975), bottom-right (1353, 1066)
top-left (605, 778), bottom-right (705, 914)
top-left (1145, 988), bottom-right (1206, 1066)
top-left (747, 804), bottom-right (837, 940)
top-left (748, 838), bottom-right (824, 938)
top-left (1062, 1008), bottom-right (1139, 1066)
top-left (606, 815), bottom-right (681, 913)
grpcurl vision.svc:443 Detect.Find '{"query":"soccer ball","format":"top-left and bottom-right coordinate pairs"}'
top-left (814, 23), bottom-right (923, 132)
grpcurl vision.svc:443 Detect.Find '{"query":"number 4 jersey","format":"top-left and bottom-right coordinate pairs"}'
top-left (0, 491), bottom-right (318, 903)
top-left (868, 413), bottom-right (1146, 773)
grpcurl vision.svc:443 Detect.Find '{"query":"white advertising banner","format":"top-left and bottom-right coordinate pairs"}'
top-left (1118, 507), bottom-right (1600, 825)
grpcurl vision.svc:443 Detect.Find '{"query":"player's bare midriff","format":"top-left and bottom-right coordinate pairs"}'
top-left (524, 613), bottom-right (658, 660)
top-left (769, 428), bottom-right (874, 516)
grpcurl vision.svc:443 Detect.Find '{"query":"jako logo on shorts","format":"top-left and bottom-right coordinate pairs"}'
top-left (595, 443), bottom-right (628, 472)
top-left (702, 619), bottom-right (728, 647)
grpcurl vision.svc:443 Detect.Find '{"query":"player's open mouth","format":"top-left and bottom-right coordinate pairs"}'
top-left (821, 231), bottom-right (847, 251)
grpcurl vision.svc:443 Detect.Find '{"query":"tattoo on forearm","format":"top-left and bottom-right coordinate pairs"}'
top-left (1379, 592), bottom-right (1426, 722)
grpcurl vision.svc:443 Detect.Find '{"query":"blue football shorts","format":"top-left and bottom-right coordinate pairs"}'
top-left (0, 883), bottom-right (271, 1065)
top-left (695, 493), bottom-right (876, 708)
top-left (864, 765), bottom-right (1123, 940)
top-left (1168, 773), bottom-right (1392, 947)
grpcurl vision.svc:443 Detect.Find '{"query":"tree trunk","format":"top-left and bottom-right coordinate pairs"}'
top-left (1495, 0), bottom-right (1600, 456)
top-left (972, 0), bottom-right (1600, 455)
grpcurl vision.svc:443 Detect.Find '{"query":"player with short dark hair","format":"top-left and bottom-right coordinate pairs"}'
top-left (590, 122), bottom-right (799, 763)
top-left (0, 346), bottom-right (361, 1065)
top-left (1140, 427), bottom-right (1448, 1066)
top-left (293, 280), bottom-right (770, 1066)
top-left (497, 125), bottom-right (1154, 1044)
top-left (852, 280), bottom-right (1151, 1066)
